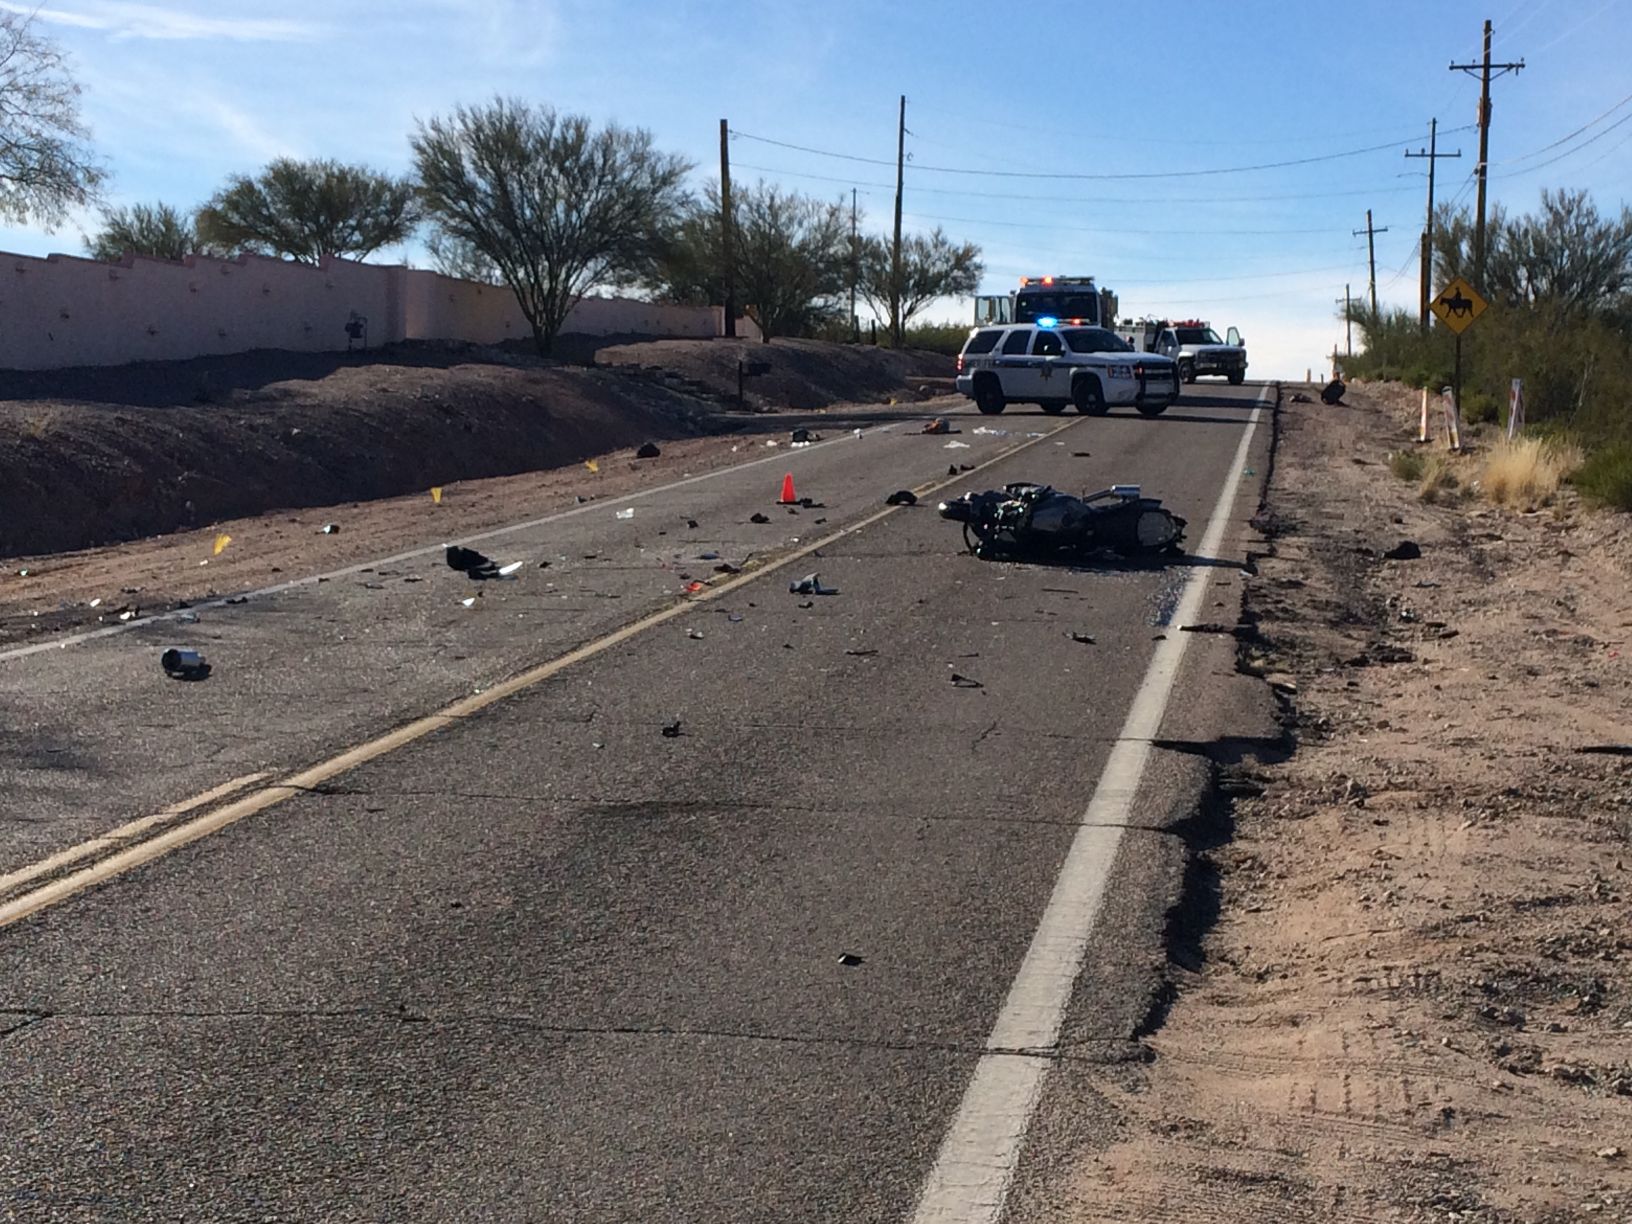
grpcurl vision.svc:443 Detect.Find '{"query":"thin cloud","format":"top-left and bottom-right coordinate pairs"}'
top-left (2, 1), bottom-right (321, 42)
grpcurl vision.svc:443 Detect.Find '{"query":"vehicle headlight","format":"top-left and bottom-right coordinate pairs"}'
top-left (1106, 365), bottom-right (1133, 380)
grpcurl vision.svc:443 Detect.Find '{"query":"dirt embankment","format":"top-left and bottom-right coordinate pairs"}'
top-left (1040, 388), bottom-right (1632, 1221)
top-left (0, 337), bottom-right (951, 558)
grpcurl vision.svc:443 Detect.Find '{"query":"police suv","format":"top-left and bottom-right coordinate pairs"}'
top-left (954, 322), bottom-right (1180, 417)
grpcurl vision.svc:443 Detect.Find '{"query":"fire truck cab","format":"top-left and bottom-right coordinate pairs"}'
top-left (974, 276), bottom-right (1119, 330)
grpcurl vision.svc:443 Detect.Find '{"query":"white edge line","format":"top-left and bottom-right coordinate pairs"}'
top-left (0, 418), bottom-right (922, 665)
top-left (907, 385), bottom-right (1269, 1224)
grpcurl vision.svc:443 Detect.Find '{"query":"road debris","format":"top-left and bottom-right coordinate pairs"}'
top-left (836, 953), bottom-right (865, 967)
top-left (791, 427), bottom-right (818, 445)
top-left (885, 490), bottom-right (918, 506)
top-left (686, 628), bottom-right (704, 639)
top-left (1320, 379), bottom-right (1347, 405)
top-left (714, 562), bottom-right (742, 575)
top-left (212, 533), bottom-right (232, 556)
top-left (616, 507), bottom-right (636, 520)
top-left (686, 518), bottom-right (700, 529)
top-left (921, 418), bottom-right (952, 435)
top-left (430, 486), bottom-right (444, 504)
top-left (584, 459), bottom-right (599, 473)
top-left (118, 608), bottom-right (139, 622)
top-left (1068, 631), bottom-right (1096, 644)
top-left (160, 647), bottom-right (211, 680)
top-left (944, 440), bottom-right (971, 449)
top-left (1382, 539), bottom-right (1422, 561)
top-left (445, 545), bottom-right (522, 580)
top-left (845, 648), bottom-right (878, 657)
top-left (660, 719), bottom-right (682, 738)
top-left (749, 512), bottom-right (771, 524)
top-left (788, 573), bottom-right (837, 596)
top-left (461, 596), bottom-right (477, 608)
top-left (949, 672), bottom-right (984, 688)
top-left (317, 523), bottom-right (340, 534)
top-left (635, 441), bottom-right (661, 459)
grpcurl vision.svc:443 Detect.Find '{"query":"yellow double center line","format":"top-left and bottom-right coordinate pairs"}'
top-left (0, 421), bottom-right (1078, 931)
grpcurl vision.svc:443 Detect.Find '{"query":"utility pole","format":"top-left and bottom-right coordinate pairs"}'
top-left (1405, 117), bottom-right (1462, 333)
top-left (1451, 20), bottom-right (1523, 285)
top-left (849, 187), bottom-right (859, 343)
top-left (1335, 286), bottom-right (1352, 356)
top-left (1353, 209), bottom-right (1389, 319)
top-left (719, 119), bottom-right (735, 338)
top-left (891, 93), bottom-right (906, 348)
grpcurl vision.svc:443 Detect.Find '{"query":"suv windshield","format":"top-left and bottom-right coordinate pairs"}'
top-left (1177, 327), bottom-right (1223, 345)
top-left (1063, 328), bottom-right (1132, 354)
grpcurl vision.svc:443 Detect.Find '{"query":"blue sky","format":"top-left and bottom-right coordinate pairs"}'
top-left (3, 0), bottom-right (1630, 378)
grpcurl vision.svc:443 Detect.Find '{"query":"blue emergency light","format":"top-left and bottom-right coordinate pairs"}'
top-left (1036, 315), bottom-right (1058, 327)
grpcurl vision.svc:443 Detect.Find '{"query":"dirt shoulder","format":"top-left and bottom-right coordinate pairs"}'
top-left (1044, 386), bottom-right (1632, 1221)
top-left (1, 336), bottom-right (952, 559)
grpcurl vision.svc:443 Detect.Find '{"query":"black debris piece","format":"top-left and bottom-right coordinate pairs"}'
top-left (1383, 540), bottom-right (1422, 561)
top-left (714, 562), bottom-right (742, 575)
top-left (318, 523), bottom-right (340, 534)
top-left (1320, 379), bottom-right (1347, 405)
top-left (160, 648), bottom-right (211, 681)
top-left (1290, 391), bottom-right (1313, 403)
top-left (660, 719), bottom-right (682, 738)
top-left (797, 601), bottom-right (813, 609)
top-left (845, 648), bottom-right (879, 657)
top-left (225, 596), bottom-right (248, 605)
top-left (836, 953), bottom-right (865, 967)
top-left (749, 512), bottom-right (770, 524)
top-left (686, 519), bottom-right (700, 529)
top-left (948, 464), bottom-right (960, 476)
top-left (885, 490), bottom-right (918, 506)
top-left (1072, 451), bottom-right (1092, 458)
top-left (798, 497), bottom-right (822, 509)
top-left (635, 441), bottom-right (661, 459)
top-left (789, 573), bottom-right (837, 596)
top-left (949, 673), bottom-right (984, 689)
top-left (791, 427), bottom-right (814, 444)
top-left (446, 544), bottom-right (500, 579)
top-left (1068, 632), bottom-right (1095, 645)
top-left (1578, 745), bottom-right (1632, 757)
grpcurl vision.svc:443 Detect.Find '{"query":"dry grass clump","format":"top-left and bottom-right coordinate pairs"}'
top-left (1418, 455), bottom-right (1463, 503)
top-left (1480, 437), bottom-right (1583, 510)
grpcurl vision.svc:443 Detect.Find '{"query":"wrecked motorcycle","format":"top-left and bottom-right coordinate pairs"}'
top-left (937, 482), bottom-right (1186, 560)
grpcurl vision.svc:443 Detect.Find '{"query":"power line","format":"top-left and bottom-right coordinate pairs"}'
top-left (731, 160), bottom-right (1421, 205)
top-left (1492, 87), bottom-right (1632, 165)
top-left (899, 209), bottom-right (1372, 238)
top-left (1494, 107), bottom-right (1632, 177)
top-left (728, 127), bottom-right (1472, 181)
top-left (1529, 0), bottom-right (1622, 56)
top-left (909, 102), bottom-right (1441, 148)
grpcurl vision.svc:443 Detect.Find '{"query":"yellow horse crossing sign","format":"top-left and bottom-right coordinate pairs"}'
top-left (1430, 277), bottom-right (1489, 334)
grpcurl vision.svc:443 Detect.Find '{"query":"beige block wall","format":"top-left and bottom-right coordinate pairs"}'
top-left (0, 249), bottom-right (729, 371)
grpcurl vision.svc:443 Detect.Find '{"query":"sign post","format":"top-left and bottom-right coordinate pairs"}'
top-left (1429, 275), bottom-right (1489, 417)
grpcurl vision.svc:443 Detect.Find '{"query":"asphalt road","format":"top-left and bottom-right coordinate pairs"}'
top-left (0, 384), bottom-right (1277, 1223)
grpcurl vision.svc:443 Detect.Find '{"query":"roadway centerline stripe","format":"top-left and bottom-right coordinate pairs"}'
top-left (0, 420), bottom-right (1077, 932)
top-left (0, 771), bottom-right (269, 899)
top-left (0, 410), bottom-right (954, 666)
top-left (908, 385), bottom-right (1269, 1224)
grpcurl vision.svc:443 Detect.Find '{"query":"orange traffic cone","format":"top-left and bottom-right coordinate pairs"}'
top-left (778, 472), bottom-right (797, 504)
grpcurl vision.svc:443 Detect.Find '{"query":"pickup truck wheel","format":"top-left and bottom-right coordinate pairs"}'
top-left (1228, 370), bottom-right (1245, 385)
top-left (972, 375), bottom-right (1006, 415)
top-left (1040, 401), bottom-right (1067, 415)
top-left (1072, 376), bottom-right (1109, 416)
top-left (1178, 360), bottom-right (1196, 384)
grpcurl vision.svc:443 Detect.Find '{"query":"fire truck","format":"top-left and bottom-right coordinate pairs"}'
top-left (1116, 318), bottom-right (1247, 385)
top-left (974, 276), bottom-right (1119, 329)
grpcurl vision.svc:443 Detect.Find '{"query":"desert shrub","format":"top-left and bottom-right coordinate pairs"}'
top-left (1462, 391), bottom-right (1500, 425)
top-left (901, 321), bottom-right (971, 355)
top-left (1481, 437), bottom-right (1582, 510)
top-left (1389, 449), bottom-right (1426, 481)
top-left (1571, 443), bottom-right (1632, 510)
top-left (1419, 455), bottom-right (1462, 503)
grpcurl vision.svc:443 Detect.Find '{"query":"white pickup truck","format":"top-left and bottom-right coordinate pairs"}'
top-left (954, 323), bottom-right (1180, 417)
top-left (1118, 319), bottom-right (1248, 385)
